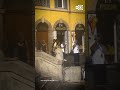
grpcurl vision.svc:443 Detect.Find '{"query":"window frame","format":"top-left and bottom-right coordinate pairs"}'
top-left (55, 0), bottom-right (67, 9)
top-left (35, 0), bottom-right (50, 7)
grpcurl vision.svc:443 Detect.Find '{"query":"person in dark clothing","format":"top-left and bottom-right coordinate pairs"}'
top-left (15, 32), bottom-right (29, 63)
top-left (16, 39), bottom-right (27, 62)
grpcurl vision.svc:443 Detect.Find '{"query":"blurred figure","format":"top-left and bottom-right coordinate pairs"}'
top-left (73, 41), bottom-right (80, 66)
top-left (60, 41), bottom-right (65, 53)
top-left (51, 39), bottom-right (56, 56)
top-left (105, 44), bottom-right (114, 64)
top-left (55, 43), bottom-right (63, 61)
top-left (60, 41), bottom-right (65, 59)
top-left (53, 39), bottom-right (58, 52)
top-left (90, 35), bottom-right (106, 64)
top-left (41, 40), bottom-right (47, 52)
top-left (36, 41), bottom-right (42, 51)
top-left (15, 32), bottom-right (29, 63)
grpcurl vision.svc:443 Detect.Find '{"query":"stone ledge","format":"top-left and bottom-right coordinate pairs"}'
top-left (35, 55), bottom-right (63, 80)
top-left (0, 60), bottom-right (35, 82)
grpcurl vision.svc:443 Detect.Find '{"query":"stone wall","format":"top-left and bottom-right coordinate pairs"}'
top-left (35, 52), bottom-right (86, 83)
top-left (64, 66), bottom-right (81, 82)
top-left (0, 60), bottom-right (35, 90)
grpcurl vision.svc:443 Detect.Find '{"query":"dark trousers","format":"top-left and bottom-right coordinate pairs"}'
top-left (74, 53), bottom-right (79, 66)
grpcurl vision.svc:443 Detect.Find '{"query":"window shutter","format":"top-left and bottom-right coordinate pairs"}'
top-left (64, 0), bottom-right (67, 9)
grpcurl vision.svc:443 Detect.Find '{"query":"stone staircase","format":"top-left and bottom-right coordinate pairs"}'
top-left (35, 51), bottom-right (85, 83)
top-left (0, 60), bottom-right (35, 90)
top-left (35, 51), bottom-right (63, 80)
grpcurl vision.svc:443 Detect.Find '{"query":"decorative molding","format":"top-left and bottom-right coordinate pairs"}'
top-left (35, 7), bottom-right (85, 14)
top-left (73, 22), bottom-right (85, 31)
top-left (35, 18), bottom-right (52, 31)
top-left (53, 19), bottom-right (69, 31)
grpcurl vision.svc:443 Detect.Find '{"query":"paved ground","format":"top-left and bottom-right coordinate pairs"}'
top-left (36, 80), bottom-right (85, 90)
top-left (35, 53), bottom-right (86, 90)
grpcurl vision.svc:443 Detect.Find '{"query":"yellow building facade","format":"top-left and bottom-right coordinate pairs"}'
top-left (35, 0), bottom-right (85, 54)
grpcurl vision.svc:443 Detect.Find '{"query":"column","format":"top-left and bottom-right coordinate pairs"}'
top-left (82, 35), bottom-right (85, 53)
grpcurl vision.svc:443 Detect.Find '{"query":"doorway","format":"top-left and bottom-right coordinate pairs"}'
top-left (75, 24), bottom-right (85, 53)
top-left (36, 22), bottom-right (48, 52)
top-left (55, 23), bottom-right (68, 53)
top-left (57, 30), bottom-right (65, 44)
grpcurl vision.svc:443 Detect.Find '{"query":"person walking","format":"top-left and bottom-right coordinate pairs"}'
top-left (60, 41), bottom-right (66, 60)
top-left (73, 41), bottom-right (80, 66)
top-left (90, 35), bottom-right (106, 64)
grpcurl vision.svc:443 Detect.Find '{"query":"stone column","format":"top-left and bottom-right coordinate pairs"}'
top-left (48, 30), bottom-right (54, 54)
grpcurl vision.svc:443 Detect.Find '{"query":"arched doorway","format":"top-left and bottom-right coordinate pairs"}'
top-left (54, 21), bottom-right (69, 54)
top-left (56, 23), bottom-right (66, 43)
top-left (75, 24), bottom-right (85, 53)
top-left (36, 22), bottom-right (49, 52)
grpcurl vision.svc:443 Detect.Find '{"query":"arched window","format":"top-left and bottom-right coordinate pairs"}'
top-left (75, 24), bottom-right (85, 52)
top-left (36, 22), bottom-right (49, 32)
top-left (75, 24), bottom-right (84, 45)
top-left (36, 22), bottom-right (49, 51)
top-left (55, 23), bottom-right (67, 43)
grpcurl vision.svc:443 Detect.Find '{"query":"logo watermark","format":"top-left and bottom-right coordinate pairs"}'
top-left (76, 5), bottom-right (83, 10)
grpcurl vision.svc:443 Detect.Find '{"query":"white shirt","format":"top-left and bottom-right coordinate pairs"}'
top-left (73, 45), bottom-right (80, 53)
top-left (61, 44), bottom-right (64, 52)
top-left (92, 45), bottom-right (105, 64)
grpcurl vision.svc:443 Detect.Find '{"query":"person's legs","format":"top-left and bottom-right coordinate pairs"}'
top-left (74, 53), bottom-right (79, 66)
top-left (74, 54), bottom-right (76, 65)
top-left (76, 53), bottom-right (79, 66)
